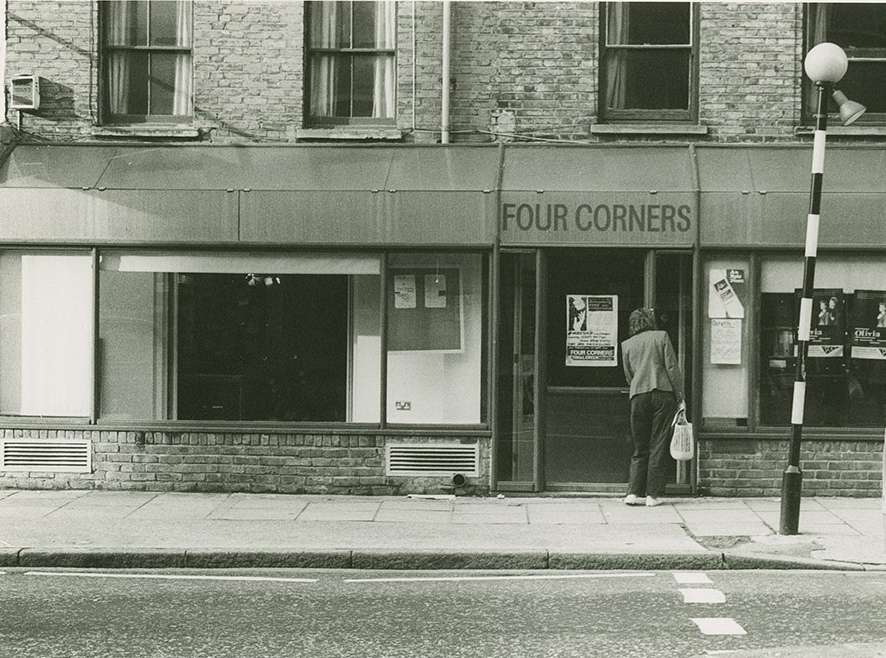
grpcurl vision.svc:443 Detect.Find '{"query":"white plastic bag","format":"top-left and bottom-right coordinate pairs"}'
top-left (669, 408), bottom-right (694, 461)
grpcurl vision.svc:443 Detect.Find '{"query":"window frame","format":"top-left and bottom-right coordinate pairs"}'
top-left (805, 2), bottom-right (886, 125)
top-left (599, 2), bottom-right (699, 124)
top-left (304, 1), bottom-right (398, 127)
top-left (99, 0), bottom-right (194, 125)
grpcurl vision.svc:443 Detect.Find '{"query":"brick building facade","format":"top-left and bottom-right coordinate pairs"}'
top-left (1, 1), bottom-right (885, 497)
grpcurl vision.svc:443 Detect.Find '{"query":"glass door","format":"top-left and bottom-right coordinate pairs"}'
top-left (653, 250), bottom-right (694, 488)
top-left (543, 249), bottom-right (646, 488)
top-left (495, 251), bottom-right (539, 490)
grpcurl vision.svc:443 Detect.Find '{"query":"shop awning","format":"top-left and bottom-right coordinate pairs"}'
top-left (696, 145), bottom-right (886, 247)
top-left (499, 145), bottom-right (698, 247)
top-left (0, 144), bottom-right (500, 246)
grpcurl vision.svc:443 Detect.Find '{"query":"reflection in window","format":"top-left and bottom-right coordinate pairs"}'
top-left (759, 257), bottom-right (886, 428)
top-left (306, 1), bottom-right (396, 123)
top-left (601, 2), bottom-right (693, 120)
top-left (807, 3), bottom-right (886, 121)
top-left (102, 0), bottom-right (193, 120)
top-left (98, 252), bottom-right (381, 423)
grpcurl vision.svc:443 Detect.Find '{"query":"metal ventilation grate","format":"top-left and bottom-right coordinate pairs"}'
top-left (386, 443), bottom-right (479, 477)
top-left (1, 439), bottom-right (92, 473)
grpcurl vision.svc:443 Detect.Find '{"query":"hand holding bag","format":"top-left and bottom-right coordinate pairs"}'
top-left (669, 406), bottom-right (694, 461)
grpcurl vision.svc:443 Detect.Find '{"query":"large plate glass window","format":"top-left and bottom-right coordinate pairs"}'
top-left (102, 0), bottom-right (193, 123)
top-left (98, 252), bottom-right (381, 423)
top-left (386, 253), bottom-right (486, 425)
top-left (807, 3), bottom-right (886, 123)
top-left (759, 255), bottom-right (886, 428)
top-left (0, 251), bottom-right (93, 417)
top-left (601, 2), bottom-right (695, 122)
top-left (306, 1), bottom-right (396, 125)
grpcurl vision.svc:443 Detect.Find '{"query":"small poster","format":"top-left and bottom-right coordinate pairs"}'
top-left (806, 288), bottom-right (845, 358)
top-left (850, 290), bottom-right (886, 360)
top-left (393, 275), bottom-right (416, 309)
top-left (424, 274), bottom-right (447, 309)
top-left (710, 318), bottom-right (742, 365)
top-left (566, 295), bottom-right (618, 367)
top-left (708, 269), bottom-right (746, 319)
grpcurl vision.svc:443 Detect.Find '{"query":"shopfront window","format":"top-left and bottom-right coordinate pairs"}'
top-left (386, 253), bottom-right (486, 425)
top-left (600, 2), bottom-right (695, 122)
top-left (759, 255), bottom-right (886, 428)
top-left (98, 252), bottom-right (381, 423)
top-left (0, 251), bottom-right (93, 417)
top-left (807, 3), bottom-right (886, 123)
top-left (702, 257), bottom-right (751, 427)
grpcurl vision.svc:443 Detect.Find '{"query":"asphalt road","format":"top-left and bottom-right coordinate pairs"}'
top-left (2, 568), bottom-right (886, 658)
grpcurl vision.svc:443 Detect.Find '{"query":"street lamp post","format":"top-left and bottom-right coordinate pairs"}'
top-left (780, 43), bottom-right (866, 535)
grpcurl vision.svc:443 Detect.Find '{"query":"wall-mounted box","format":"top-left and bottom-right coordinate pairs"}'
top-left (9, 74), bottom-right (41, 111)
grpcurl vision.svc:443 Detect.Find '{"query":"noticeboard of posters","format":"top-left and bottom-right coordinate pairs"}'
top-left (388, 267), bottom-right (463, 352)
top-left (708, 268), bottom-right (746, 365)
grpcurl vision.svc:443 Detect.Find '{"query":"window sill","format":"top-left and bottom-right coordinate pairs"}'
top-left (92, 124), bottom-right (201, 139)
top-left (297, 127), bottom-right (404, 141)
top-left (795, 125), bottom-right (886, 137)
top-left (590, 124), bottom-right (709, 136)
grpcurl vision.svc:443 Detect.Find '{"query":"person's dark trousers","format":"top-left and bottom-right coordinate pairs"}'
top-left (628, 390), bottom-right (677, 498)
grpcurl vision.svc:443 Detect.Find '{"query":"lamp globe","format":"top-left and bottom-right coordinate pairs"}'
top-left (804, 42), bottom-right (848, 84)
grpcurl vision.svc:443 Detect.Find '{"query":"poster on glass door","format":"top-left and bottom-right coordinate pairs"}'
top-left (850, 290), bottom-right (886, 360)
top-left (566, 295), bottom-right (618, 367)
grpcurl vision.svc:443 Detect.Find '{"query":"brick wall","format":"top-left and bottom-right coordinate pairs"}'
top-left (698, 437), bottom-right (884, 497)
top-left (193, 1), bottom-right (304, 142)
top-left (446, 2), bottom-right (598, 141)
top-left (698, 3), bottom-right (803, 142)
top-left (5, 1), bottom-right (98, 140)
top-left (0, 429), bottom-right (490, 496)
top-left (4, 1), bottom-right (829, 145)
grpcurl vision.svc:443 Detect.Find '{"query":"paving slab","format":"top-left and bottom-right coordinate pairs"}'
top-left (0, 490), bottom-right (882, 570)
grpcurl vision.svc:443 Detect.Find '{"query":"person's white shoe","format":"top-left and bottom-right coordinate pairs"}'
top-left (645, 496), bottom-right (663, 507)
top-left (623, 494), bottom-right (642, 506)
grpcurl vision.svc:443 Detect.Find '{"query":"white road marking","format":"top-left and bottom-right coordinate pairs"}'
top-left (673, 572), bottom-right (712, 584)
top-left (691, 618), bottom-right (747, 636)
top-left (680, 588), bottom-right (726, 603)
top-left (24, 571), bottom-right (317, 583)
top-left (345, 573), bottom-right (656, 583)
top-left (0, 571), bottom-right (6, 576)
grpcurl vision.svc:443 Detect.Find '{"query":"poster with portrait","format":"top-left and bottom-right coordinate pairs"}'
top-left (565, 295), bottom-right (618, 367)
top-left (850, 290), bottom-right (886, 360)
top-left (708, 268), bottom-right (747, 319)
top-left (802, 288), bottom-right (845, 358)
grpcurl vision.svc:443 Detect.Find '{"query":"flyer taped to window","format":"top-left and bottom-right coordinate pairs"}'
top-left (566, 295), bottom-right (618, 367)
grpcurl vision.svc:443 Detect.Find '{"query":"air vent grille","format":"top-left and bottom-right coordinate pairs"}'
top-left (1, 439), bottom-right (91, 472)
top-left (386, 443), bottom-right (479, 477)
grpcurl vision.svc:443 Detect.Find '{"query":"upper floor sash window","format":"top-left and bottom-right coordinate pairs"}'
top-left (600, 2), bottom-right (696, 122)
top-left (807, 3), bottom-right (886, 124)
top-left (102, 0), bottom-right (194, 123)
top-left (306, 1), bottom-right (396, 125)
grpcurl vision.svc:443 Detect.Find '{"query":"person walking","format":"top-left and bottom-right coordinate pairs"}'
top-left (620, 308), bottom-right (685, 508)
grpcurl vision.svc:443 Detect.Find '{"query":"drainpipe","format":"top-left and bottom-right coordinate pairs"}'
top-left (441, 0), bottom-right (451, 144)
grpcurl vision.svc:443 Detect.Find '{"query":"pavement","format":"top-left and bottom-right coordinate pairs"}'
top-left (0, 489), bottom-right (884, 571)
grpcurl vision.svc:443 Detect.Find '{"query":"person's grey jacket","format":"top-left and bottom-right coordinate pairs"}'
top-left (621, 330), bottom-right (684, 401)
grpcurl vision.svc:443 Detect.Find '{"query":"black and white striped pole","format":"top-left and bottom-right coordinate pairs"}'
top-left (780, 43), bottom-right (865, 535)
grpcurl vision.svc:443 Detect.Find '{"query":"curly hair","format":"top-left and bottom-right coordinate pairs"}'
top-left (628, 308), bottom-right (657, 337)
